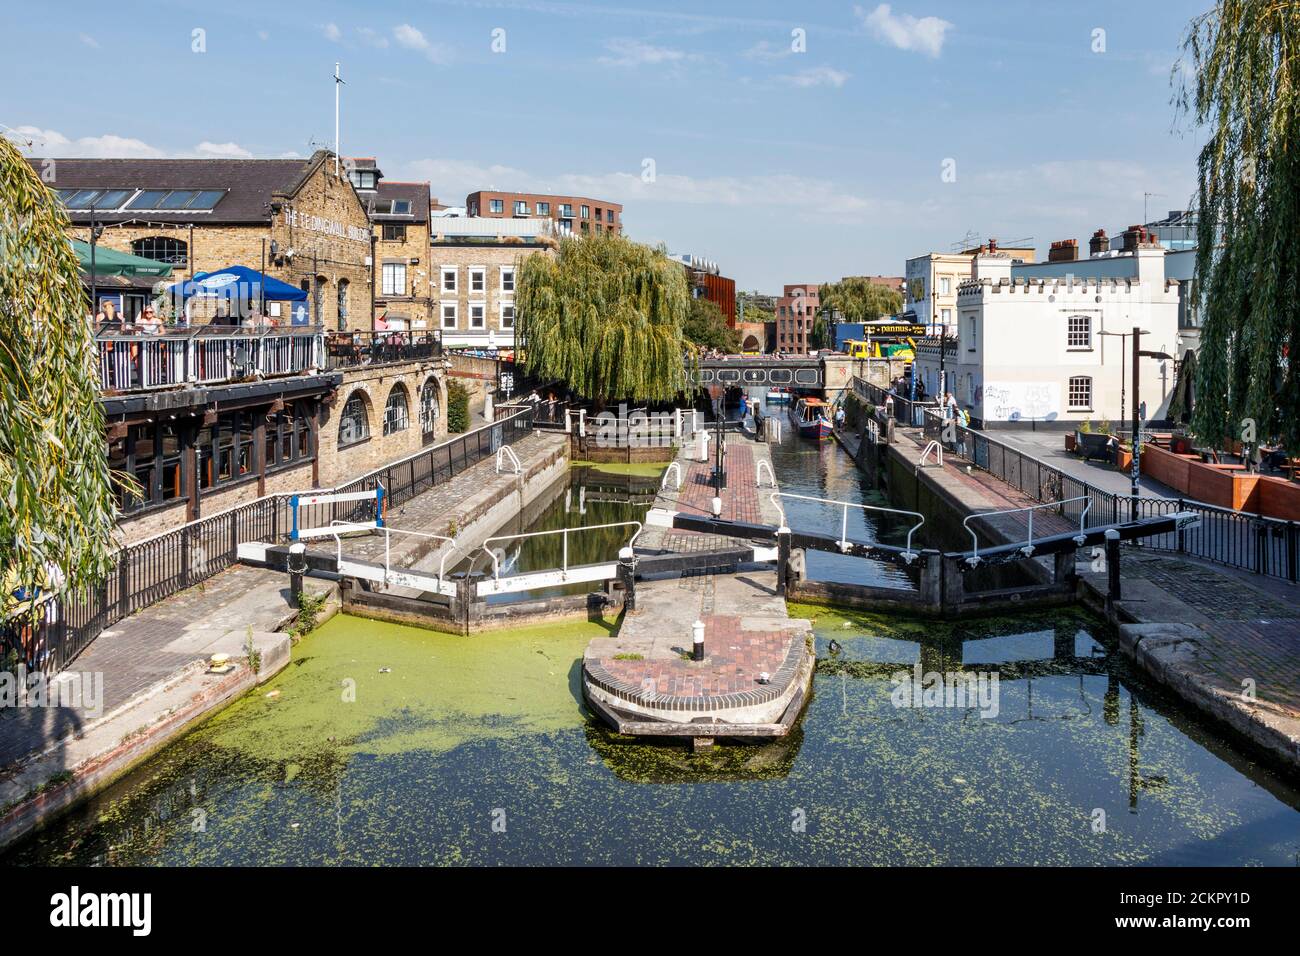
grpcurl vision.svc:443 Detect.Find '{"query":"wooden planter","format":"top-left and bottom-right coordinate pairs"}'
top-left (1064, 433), bottom-right (1077, 452)
top-left (1115, 447), bottom-right (1133, 471)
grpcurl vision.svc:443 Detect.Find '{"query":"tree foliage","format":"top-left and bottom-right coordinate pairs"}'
top-left (1179, 1), bottom-right (1300, 451)
top-left (0, 138), bottom-right (117, 594)
top-left (515, 233), bottom-right (688, 406)
top-left (681, 297), bottom-right (740, 352)
top-left (817, 277), bottom-right (903, 324)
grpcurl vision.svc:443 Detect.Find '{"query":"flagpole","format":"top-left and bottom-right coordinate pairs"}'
top-left (334, 62), bottom-right (342, 176)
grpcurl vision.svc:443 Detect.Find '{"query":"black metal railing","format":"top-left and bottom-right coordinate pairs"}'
top-left (324, 331), bottom-right (441, 370)
top-left (921, 410), bottom-right (1300, 583)
top-left (853, 377), bottom-right (938, 428)
top-left (1, 407), bottom-right (535, 676)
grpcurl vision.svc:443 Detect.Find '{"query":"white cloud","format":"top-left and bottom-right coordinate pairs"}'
top-left (195, 141), bottom-right (254, 159)
top-left (393, 23), bottom-right (451, 63)
top-left (257, 30), bottom-right (270, 42)
top-left (742, 40), bottom-right (791, 62)
top-left (14, 126), bottom-right (267, 161)
top-left (778, 66), bottom-right (850, 88)
top-left (597, 38), bottom-right (695, 67)
top-left (400, 156), bottom-right (895, 224)
top-left (78, 33), bottom-right (99, 49)
top-left (358, 27), bottom-right (389, 49)
top-left (856, 4), bottom-right (952, 58)
top-left (322, 22), bottom-right (341, 42)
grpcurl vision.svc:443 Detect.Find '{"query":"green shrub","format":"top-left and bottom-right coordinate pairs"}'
top-left (447, 380), bottom-right (470, 433)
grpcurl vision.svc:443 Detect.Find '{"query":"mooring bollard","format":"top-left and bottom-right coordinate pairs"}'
top-left (287, 542), bottom-right (306, 604)
top-left (692, 619), bottom-right (705, 661)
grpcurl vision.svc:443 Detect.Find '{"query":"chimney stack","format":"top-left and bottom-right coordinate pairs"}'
top-left (1089, 228), bottom-right (1110, 256)
top-left (1048, 238), bottom-right (1079, 262)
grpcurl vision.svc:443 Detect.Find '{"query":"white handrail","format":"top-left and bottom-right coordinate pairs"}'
top-left (328, 521), bottom-right (466, 584)
top-left (480, 520), bottom-right (643, 579)
top-left (962, 496), bottom-right (1092, 565)
top-left (756, 459), bottom-right (776, 488)
top-left (661, 461), bottom-right (682, 490)
top-left (919, 440), bottom-right (943, 467)
top-left (496, 445), bottom-right (522, 475)
top-left (768, 491), bottom-right (925, 561)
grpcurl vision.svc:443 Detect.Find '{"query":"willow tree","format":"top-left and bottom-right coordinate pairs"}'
top-left (0, 137), bottom-right (117, 594)
top-left (1179, 1), bottom-right (1300, 452)
top-left (515, 232), bottom-right (688, 406)
top-left (818, 277), bottom-right (903, 325)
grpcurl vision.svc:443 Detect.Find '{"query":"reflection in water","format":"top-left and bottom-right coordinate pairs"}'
top-left (6, 606), bottom-right (1299, 866)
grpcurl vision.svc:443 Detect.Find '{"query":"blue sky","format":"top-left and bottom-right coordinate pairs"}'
top-left (4, 0), bottom-right (1211, 290)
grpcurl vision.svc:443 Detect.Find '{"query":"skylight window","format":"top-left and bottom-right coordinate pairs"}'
top-left (59, 188), bottom-right (134, 210)
top-left (124, 189), bottom-right (225, 211)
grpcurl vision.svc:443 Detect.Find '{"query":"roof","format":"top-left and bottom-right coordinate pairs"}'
top-left (369, 181), bottom-right (429, 224)
top-left (27, 152), bottom-right (332, 226)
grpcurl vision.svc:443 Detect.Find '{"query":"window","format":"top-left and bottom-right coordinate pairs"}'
top-left (513, 200), bottom-right (529, 216)
top-left (131, 236), bottom-right (188, 266)
top-left (349, 170), bottom-right (377, 190)
top-left (500, 303), bottom-right (515, 329)
top-left (111, 421), bottom-right (185, 512)
top-left (536, 201), bottom-right (550, 216)
top-left (384, 386), bottom-right (410, 435)
top-left (468, 201), bottom-right (479, 216)
top-left (595, 207), bottom-right (602, 220)
top-left (61, 188), bottom-right (133, 210)
top-left (441, 266), bottom-right (457, 293)
top-left (420, 379), bottom-right (441, 443)
top-left (489, 199), bottom-right (504, 213)
top-left (382, 262), bottom-right (406, 296)
top-left (338, 393), bottom-right (371, 447)
top-left (580, 205), bottom-right (590, 218)
top-left (940, 276), bottom-right (951, 295)
top-left (1068, 376), bottom-right (1093, 411)
top-left (470, 267), bottom-right (485, 293)
top-left (382, 224), bottom-right (407, 241)
top-left (441, 302), bottom-right (458, 329)
top-left (266, 401), bottom-right (313, 469)
top-left (1067, 314), bottom-right (1092, 349)
top-left (606, 210), bottom-right (614, 224)
top-left (470, 303), bottom-right (485, 329)
top-left (197, 412), bottom-right (255, 488)
top-left (560, 204), bottom-right (573, 217)
top-left (337, 279), bottom-right (349, 329)
top-left (500, 266), bottom-right (515, 293)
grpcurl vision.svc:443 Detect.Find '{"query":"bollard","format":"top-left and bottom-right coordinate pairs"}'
top-left (287, 542), bottom-right (307, 604)
top-left (692, 619), bottom-right (705, 661)
top-left (618, 546), bottom-right (637, 613)
top-left (711, 495), bottom-right (723, 519)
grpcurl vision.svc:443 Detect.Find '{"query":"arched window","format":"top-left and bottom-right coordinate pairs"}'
top-left (384, 385), bottom-right (410, 435)
top-left (338, 392), bottom-right (370, 447)
top-left (131, 236), bottom-right (188, 266)
top-left (337, 279), bottom-right (349, 331)
top-left (420, 378), bottom-right (441, 444)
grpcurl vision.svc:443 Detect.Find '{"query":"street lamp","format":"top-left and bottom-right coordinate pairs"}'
top-left (1126, 325), bottom-right (1174, 520)
top-left (1098, 329), bottom-right (1132, 428)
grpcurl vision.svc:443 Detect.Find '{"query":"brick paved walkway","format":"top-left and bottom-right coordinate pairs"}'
top-left (0, 565), bottom-right (297, 769)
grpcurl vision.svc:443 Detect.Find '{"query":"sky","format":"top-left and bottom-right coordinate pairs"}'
top-left (2, 0), bottom-right (1212, 291)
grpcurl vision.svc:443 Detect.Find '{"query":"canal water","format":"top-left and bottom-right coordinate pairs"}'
top-left (6, 434), bottom-right (1300, 865)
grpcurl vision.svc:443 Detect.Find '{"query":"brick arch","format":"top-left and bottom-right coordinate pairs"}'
top-left (383, 381), bottom-right (412, 435)
top-left (337, 387), bottom-right (374, 447)
top-left (419, 373), bottom-right (446, 445)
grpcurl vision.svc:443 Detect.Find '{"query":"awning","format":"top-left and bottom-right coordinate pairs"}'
top-left (71, 239), bottom-right (173, 278)
top-left (167, 265), bottom-right (308, 302)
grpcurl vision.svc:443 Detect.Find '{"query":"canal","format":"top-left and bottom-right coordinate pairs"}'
top-left (5, 431), bottom-right (1300, 865)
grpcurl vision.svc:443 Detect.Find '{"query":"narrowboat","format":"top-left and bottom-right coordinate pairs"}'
top-left (790, 396), bottom-right (833, 440)
top-left (765, 386), bottom-right (794, 405)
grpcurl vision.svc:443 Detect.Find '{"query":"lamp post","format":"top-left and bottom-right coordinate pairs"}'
top-left (1098, 329), bottom-right (1131, 431)
top-left (1127, 325), bottom-right (1174, 520)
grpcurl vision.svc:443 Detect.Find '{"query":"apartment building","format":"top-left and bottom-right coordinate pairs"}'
top-left (905, 241), bottom-right (1036, 334)
top-left (430, 217), bottom-right (560, 350)
top-left (775, 284), bottom-right (820, 353)
top-left (465, 191), bottom-right (622, 236)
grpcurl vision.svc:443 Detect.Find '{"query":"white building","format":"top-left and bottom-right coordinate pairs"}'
top-left (913, 249), bottom-right (1180, 428)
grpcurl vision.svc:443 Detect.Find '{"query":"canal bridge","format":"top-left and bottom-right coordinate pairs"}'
top-left (687, 353), bottom-right (891, 396)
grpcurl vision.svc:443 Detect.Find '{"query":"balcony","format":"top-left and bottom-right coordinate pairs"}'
top-left (97, 326), bottom-right (326, 393)
top-left (324, 330), bottom-right (442, 369)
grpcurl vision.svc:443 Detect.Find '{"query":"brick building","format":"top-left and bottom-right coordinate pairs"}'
top-left (346, 158), bottom-right (435, 332)
top-left (776, 283), bottom-right (821, 353)
top-left (38, 150), bottom-right (375, 331)
top-left (431, 217), bottom-right (560, 351)
top-left (466, 190), bottom-right (621, 236)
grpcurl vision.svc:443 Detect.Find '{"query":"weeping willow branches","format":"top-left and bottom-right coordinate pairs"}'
top-left (0, 138), bottom-right (117, 591)
top-left (515, 232), bottom-right (689, 406)
top-left (1179, 1), bottom-right (1300, 451)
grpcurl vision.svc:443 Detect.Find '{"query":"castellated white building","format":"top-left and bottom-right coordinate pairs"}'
top-left (913, 249), bottom-right (1181, 429)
